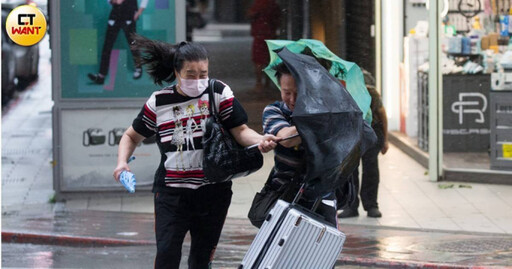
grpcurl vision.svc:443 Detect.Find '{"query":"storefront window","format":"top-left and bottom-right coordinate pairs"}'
top-left (441, 0), bottom-right (512, 180)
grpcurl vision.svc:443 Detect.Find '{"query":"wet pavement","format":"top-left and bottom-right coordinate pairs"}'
top-left (3, 204), bottom-right (512, 268)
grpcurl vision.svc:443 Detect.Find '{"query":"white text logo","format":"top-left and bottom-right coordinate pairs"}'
top-left (451, 93), bottom-right (487, 125)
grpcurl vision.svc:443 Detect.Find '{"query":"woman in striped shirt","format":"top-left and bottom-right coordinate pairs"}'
top-left (112, 35), bottom-right (278, 269)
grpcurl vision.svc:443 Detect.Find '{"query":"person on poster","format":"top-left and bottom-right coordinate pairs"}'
top-left (112, 35), bottom-right (279, 269)
top-left (87, 0), bottom-right (148, 84)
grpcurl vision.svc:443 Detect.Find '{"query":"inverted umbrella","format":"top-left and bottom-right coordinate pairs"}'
top-left (276, 48), bottom-right (377, 198)
top-left (264, 39), bottom-right (372, 123)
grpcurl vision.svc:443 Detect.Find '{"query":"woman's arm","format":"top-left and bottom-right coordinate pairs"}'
top-left (229, 124), bottom-right (278, 153)
top-left (113, 126), bottom-right (146, 181)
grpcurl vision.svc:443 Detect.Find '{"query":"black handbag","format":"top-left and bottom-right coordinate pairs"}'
top-left (248, 168), bottom-right (303, 228)
top-left (247, 181), bottom-right (292, 228)
top-left (202, 79), bottom-right (264, 183)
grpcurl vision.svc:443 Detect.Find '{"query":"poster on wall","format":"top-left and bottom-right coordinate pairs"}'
top-left (60, 108), bottom-right (159, 191)
top-left (59, 0), bottom-right (176, 99)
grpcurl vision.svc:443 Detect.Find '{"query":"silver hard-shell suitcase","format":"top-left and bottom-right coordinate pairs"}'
top-left (239, 197), bottom-right (346, 269)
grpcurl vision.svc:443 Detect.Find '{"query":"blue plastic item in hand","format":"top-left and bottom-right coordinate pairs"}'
top-left (119, 170), bottom-right (136, 193)
top-left (119, 156), bottom-right (136, 193)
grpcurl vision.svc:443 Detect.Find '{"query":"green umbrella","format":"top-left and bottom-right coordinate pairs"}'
top-left (264, 39), bottom-right (372, 123)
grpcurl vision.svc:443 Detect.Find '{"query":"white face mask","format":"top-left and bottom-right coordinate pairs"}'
top-left (178, 74), bottom-right (209, 97)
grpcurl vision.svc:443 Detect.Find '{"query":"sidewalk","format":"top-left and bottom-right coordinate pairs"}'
top-left (2, 31), bottom-right (512, 268)
top-left (60, 142), bottom-right (512, 235)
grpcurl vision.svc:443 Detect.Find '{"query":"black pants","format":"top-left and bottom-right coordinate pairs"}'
top-left (99, 19), bottom-right (140, 75)
top-left (154, 182), bottom-right (233, 269)
top-left (350, 130), bottom-right (384, 211)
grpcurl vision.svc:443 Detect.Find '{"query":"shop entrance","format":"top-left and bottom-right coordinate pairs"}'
top-left (189, 0), bottom-right (281, 131)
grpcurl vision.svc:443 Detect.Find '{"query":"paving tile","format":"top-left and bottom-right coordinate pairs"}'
top-left (121, 195), bottom-right (154, 213)
top-left (451, 214), bottom-right (505, 234)
top-left (339, 215), bottom-right (381, 226)
top-left (1, 189), bottom-right (29, 207)
top-left (377, 213), bottom-right (421, 229)
top-left (87, 197), bottom-right (122, 211)
top-left (415, 217), bottom-right (460, 231)
top-left (493, 218), bottom-right (512, 234)
top-left (486, 184), bottom-right (512, 207)
top-left (227, 203), bottom-right (250, 219)
top-left (65, 198), bottom-right (89, 210)
top-left (24, 190), bottom-right (55, 205)
top-left (456, 186), bottom-right (512, 218)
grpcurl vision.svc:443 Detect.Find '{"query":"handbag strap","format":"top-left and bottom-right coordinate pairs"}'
top-left (207, 79), bottom-right (220, 123)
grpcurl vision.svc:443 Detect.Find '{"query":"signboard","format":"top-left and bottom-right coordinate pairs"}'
top-left (59, 0), bottom-right (177, 99)
top-left (59, 108), bottom-right (159, 191)
top-left (442, 74), bottom-right (490, 152)
top-left (51, 0), bottom-right (185, 194)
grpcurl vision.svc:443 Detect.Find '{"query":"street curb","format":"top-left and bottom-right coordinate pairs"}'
top-left (1, 231), bottom-right (501, 268)
top-left (2, 231), bottom-right (155, 247)
top-left (337, 256), bottom-right (487, 269)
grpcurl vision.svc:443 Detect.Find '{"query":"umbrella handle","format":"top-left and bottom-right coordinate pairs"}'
top-left (245, 133), bottom-right (300, 150)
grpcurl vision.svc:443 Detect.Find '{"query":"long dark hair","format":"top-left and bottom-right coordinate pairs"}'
top-left (131, 34), bottom-right (209, 85)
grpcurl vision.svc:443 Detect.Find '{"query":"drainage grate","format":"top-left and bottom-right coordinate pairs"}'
top-left (411, 238), bottom-right (512, 254)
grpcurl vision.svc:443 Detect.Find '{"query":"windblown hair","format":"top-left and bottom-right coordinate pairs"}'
top-left (131, 34), bottom-right (209, 85)
top-left (273, 62), bottom-right (291, 83)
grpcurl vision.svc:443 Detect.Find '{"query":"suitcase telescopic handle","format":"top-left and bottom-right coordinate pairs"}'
top-left (291, 183), bottom-right (322, 212)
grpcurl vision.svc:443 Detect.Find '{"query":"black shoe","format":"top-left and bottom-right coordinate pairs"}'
top-left (338, 208), bottom-right (359, 218)
top-left (133, 67), bottom-right (142, 79)
top-left (367, 208), bottom-right (382, 218)
top-left (88, 73), bottom-right (105, 84)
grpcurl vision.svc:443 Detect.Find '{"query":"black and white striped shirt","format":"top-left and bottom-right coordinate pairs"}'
top-left (132, 80), bottom-right (247, 192)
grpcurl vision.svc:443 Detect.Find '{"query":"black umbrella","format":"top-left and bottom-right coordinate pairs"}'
top-left (276, 48), bottom-right (377, 198)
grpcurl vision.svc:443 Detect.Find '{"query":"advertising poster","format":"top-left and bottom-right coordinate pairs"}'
top-left (60, 108), bottom-right (159, 191)
top-left (59, 0), bottom-right (176, 99)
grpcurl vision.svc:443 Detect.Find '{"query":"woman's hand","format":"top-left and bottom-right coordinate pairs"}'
top-left (258, 134), bottom-right (278, 153)
top-left (113, 162), bottom-right (130, 182)
top-left (114, 126), bottom-right (145, 181)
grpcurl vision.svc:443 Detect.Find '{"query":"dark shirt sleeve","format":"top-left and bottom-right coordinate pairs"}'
top-left (222, 98), bottom-right (248, 130)
top-left (214, 80), bottom-right (248, 130)
top-left (132, 94), bottom-right (157, 138)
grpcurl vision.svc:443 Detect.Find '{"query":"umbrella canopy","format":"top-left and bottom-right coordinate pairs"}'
top-left (264, 39), bottom-right (372, 123)
top-left (276, 48), bottom-right (377, 198)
